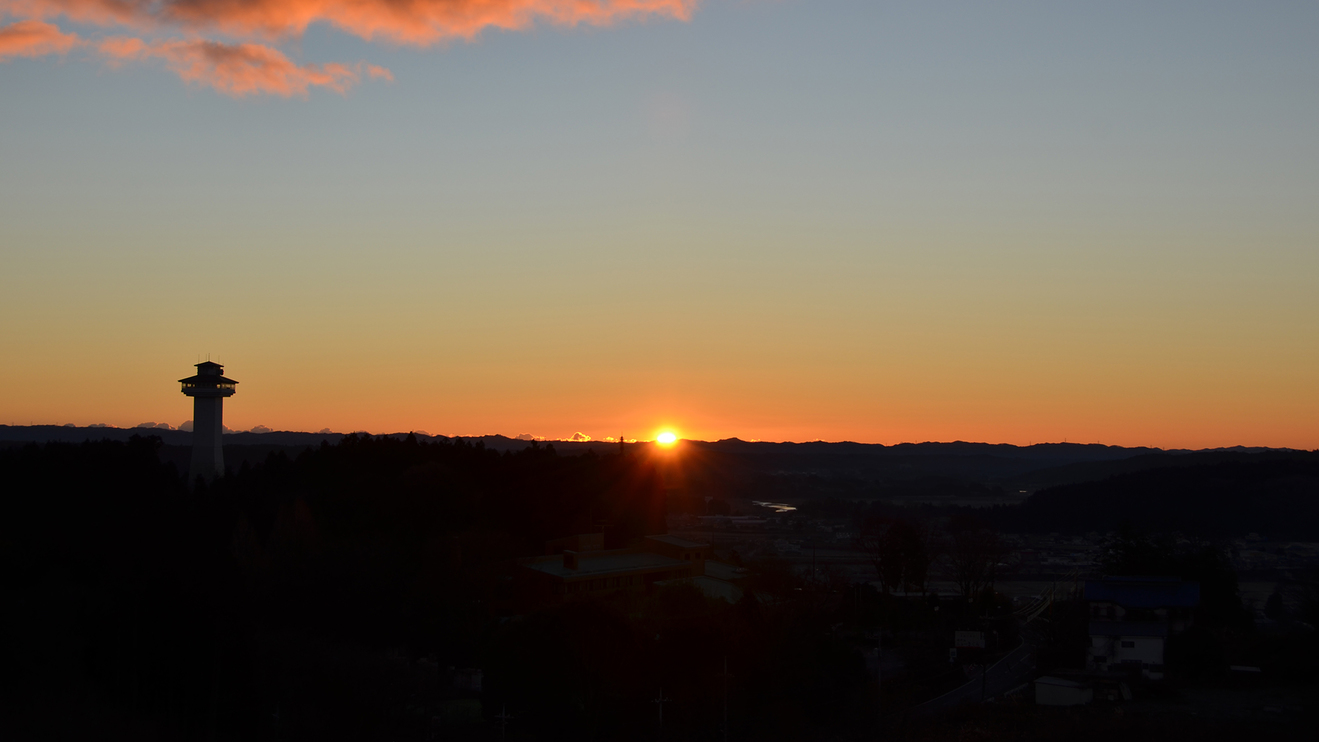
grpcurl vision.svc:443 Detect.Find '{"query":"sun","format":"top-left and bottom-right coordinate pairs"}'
top-left (656, 431), bottom-right (678, 446)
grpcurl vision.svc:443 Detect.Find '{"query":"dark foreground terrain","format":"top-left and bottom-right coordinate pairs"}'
top-left (1, 433), bottom-right (1316, 740)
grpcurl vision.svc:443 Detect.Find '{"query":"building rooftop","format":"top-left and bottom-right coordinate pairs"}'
top-left (1089, 621), bottom-right (1170, 638)
top-left (1036, 676), bottom-right (1089, 689)
top-left (645, 534), bottom-right (709, 549)
top-left (1085, 577), bottom-right (1200, 608)
top-left (656, 575), bottom-right (745, 603)
top-left (704, 561), bottom-right (748, 581)
top-left (180, 361), bottom-right (237, 385)
top-left (524, 550), bottom-right (686, 580)
top-left (179, 374), bottom-right (239, 385)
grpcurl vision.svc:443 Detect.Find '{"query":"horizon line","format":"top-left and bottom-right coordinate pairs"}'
top-left (0, 423), bottom-right (1309, 453)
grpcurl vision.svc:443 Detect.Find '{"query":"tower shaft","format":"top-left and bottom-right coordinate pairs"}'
top-left (190, 395), bottom-right (225, 482)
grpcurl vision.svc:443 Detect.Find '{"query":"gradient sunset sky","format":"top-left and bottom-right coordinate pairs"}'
top-left (2, 1), bottom-right (1316, 448)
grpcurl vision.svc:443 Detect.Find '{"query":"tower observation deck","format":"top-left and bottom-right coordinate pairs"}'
top-left (180, 361), bottom-right (237, 483)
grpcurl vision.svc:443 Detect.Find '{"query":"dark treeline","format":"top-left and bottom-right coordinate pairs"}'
top-left (0, 435), bottom-right (987, 741)
top-left (636, 444), bottom-right (1319, 514)
top-left (0, 434), bottom-right (682, 740)
top-left (5, 437), bottom-right (1318, 740)
top-left (1006, 455), bottom-right (1319, 539)
top-left (792, 455), bottom-right (1319, 541)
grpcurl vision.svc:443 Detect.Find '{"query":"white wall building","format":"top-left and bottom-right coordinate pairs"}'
top-left (1085, 576), bottom-right (1199, 680)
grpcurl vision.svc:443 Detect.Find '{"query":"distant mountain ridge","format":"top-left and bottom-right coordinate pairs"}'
top-left (1006, 454), bottom-right (1319, 539)
top-left (7, 424), bottom-right (1290, 455)
top-left (2, 425), bottom-right (1306, 496)
top-left (5, 425), bottom-right (1316, 538)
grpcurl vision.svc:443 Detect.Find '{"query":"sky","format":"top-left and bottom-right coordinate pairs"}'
top-left (1, 1), bottom-right (1317, 448)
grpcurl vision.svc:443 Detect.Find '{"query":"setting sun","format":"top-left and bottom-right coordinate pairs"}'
top-left (655, 431), bottom-right (678, 446)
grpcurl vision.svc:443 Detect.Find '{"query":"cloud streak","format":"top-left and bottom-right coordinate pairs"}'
top-left (100, 35), bottom-right (363, 96)
top-left (6, 0), bottom-right (697, 44)
top-left (0, 18), bottom-right (80, 58)
top-left (2, 0), bottom-right (694, 94)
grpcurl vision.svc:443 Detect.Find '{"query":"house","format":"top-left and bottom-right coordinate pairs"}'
top-left (1085, 576), bottom-right (1199, 680)
top-left (521, 548), bottom-right (695, 599)
top-left (643, 535), bottom-right (712, 573)
top-left (657, 558), bottom-right (748, 603)
top-left (520, 534), bottom-right (743, 603)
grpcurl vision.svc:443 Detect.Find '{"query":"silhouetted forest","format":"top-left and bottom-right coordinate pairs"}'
top-left (3, 436), bottom-right (1317, 740)
top-left (0, 435), bottom-right (673, 739)
top-left (1005, 456), bottom-right (1319, 539)
top-left (0, 435), bottom-right (960, 741)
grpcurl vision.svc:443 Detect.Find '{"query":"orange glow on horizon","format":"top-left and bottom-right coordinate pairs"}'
top-left (5, 350), bottom-right (1317, 450)
top-left (655, 431), bottom-right (678, 446)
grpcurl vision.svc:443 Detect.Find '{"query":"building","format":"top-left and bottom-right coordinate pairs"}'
top-left (1085, 576), bottom-right (1199, 680)
top-left (521, 547), bottom-right (697, 600)
top-left (519, 534), bottom-right (736, 601)
top-left (544, 533), bottom-right (605, 555)
top-left (179, 360), bottom-right (237, 483)
top-left (641, 535), bottom-right (711, 573)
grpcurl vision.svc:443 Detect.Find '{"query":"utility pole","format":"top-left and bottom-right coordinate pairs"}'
top-left (496, 704), bottom-right (511, 741)
top-left (876, 631), bottom-right (883, 730)
top-left (653, 688), bottom-right (671, 738)
top-left (720, 657), bottom-right (732, 742)
top-left (980, 608), bottom-right (990, 702)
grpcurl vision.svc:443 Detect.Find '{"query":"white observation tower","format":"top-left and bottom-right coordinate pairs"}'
top-left (179, 360), bottom-right (237, 483)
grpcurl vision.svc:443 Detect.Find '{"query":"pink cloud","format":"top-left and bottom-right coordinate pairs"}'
top-left (98, 35), bottom-right (372, 96)
top-left (3, 0), bottom-right (142, 28)
top-left (0, 19), bottom-right (81, 58)
top-left (1, 0), bottom-right (694, 94)
top-left (4, 0), bottom-right (697, 44)
top-left (96, 33), bottom-right (143, 59)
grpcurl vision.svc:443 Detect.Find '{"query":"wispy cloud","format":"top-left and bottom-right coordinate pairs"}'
top-left (7, 0), bottom-right (697, 44)
top-left (100, 35), bottom-right (363, 96)
top-left (0, 19), bottom-right (81, 58)
top-left (0, 0), bottom-right (697, 94)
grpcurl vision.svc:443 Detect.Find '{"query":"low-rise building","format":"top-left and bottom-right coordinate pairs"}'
top-left (520, 534), bottom-right (743, 602)
top-left (1085, 576), bottom-right (1199, 680)
top-left (643, 535), bottom-right (712, 573)
top-left (522, 548), bottom-right (695, 599)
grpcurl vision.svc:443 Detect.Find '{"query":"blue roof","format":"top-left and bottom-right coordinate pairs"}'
top-left (1084, 577), bottom-right (1199, 608)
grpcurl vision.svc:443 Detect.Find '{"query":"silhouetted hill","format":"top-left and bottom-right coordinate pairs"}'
top-left (3, 431), bottom-right (1315, 739)
top-left (2, 426), bottom-right (1307, 505)
top-left (0, 424), bottom-right (357, 447)
top-left (1002, 448), bottom-right (1312, 492)
top-left (1007, 454), bottom-right (1319, 539)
